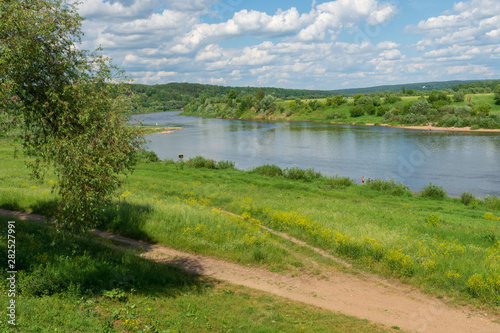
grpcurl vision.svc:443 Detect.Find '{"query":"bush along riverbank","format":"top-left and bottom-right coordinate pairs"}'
top-left (1, 139), bottom-right (500, 313)
top-left (181, 88), bottom-right (500, 130)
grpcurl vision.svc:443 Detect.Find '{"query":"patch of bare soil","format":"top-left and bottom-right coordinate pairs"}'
top-left (2, 208), bottom-right (499, 332)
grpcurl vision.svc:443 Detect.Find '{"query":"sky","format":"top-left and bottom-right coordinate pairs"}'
top-left (78, 0), bottom-right (500, 90)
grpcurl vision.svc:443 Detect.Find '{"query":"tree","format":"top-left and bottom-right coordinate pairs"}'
top-left (427, 90), bottom-right (451, 108)
top-left (409, 98), bottom-right (431, 115)
top-left (355, 96), bottom-right (375, 115)
top-left (494, 84), bottom-right (500, 105)
top-left (0, 0), bottom-right (144, 231)
top-left (226, 89), bottom-right (237, 102)
top-left (255, 88), bottom-right (265, 101)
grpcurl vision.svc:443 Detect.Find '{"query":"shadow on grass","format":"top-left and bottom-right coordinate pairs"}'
top-left (99, 201), bottom-right (156, 243)
top-left (0, 216), bottom-right (210, 300)
top-left (31, 198), bottom-right (59, 216)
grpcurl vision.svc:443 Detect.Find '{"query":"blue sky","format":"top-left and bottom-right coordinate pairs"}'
top-left (79, 0), bottom-right (500, 89)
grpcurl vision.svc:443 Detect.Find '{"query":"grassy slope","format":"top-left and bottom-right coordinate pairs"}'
top-left (1, 138), bottom-right (500, 321)
top-left (0, 141), bottom-right (392, 332)
top-left (0, 216), bottom-right (389, 332)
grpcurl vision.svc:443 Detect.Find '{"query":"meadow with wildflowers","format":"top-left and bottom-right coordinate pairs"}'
top-left (1, 136), bottom-right (500, 328)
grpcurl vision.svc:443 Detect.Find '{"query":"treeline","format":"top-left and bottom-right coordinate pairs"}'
top-left (334, 80), bottom-right (481, 95)
top-left (128, 82), bottom-right (334, 114)
top-left (183, 84), bottom-right (500, 129)
top-left (451, 80), bottom-right (500, 93)
top-left (128, 80), bottom-right (500, 115)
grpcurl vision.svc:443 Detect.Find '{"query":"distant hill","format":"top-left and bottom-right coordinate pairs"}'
top-left (331, 80), bottom-right (485, 95)
top-left (127, 79), bottom-right (499, 114)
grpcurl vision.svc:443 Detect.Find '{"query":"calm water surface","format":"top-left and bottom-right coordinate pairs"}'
top-left (133, 111), bottom-right (500, 198)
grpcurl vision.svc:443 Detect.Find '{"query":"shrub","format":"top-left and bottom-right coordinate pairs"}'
top-left (135, 149), bottom-right (160, 163)
top-left (216, 160), bottom-right (235, 169)
top-left (484, 195), bottom-right (500, 211)
top-left (327, 175), bottom-right (354, 188)
top-left (250, 164), bottom-right (284, 177)
top-left (376, 105), bottom-right (390, 116)
top-left (356, 96), bottom-right (375, 115)
top-left (460, 192), bottom-right (475, 206)
top-left (284, 167), bottom-right (322, 182)
top-left (421, 183), bottom-right (447, 198)
top-left (427, 90), bottom-right (451, 108)
top-left (453, 91), bottom-right (465, 102)
top-left (185, 155), bottom-right (234, 169)
top-left (426, 212), bottom-right (440, 227)
top-left (349, 105), bottom-right (364, 117)
top-left (409, 99), bottom-right (431, 115)
top-left (186, 156), bottom-right (216, 169)
top-left (385, 94), bottom-right (402, 104)
top-left (326, 112), bottom-right (341, 120)
top-left (367, 178), bottom-right (411, 196)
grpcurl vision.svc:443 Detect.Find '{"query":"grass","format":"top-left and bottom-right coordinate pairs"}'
top-left (1, 137), bottom-right (500, 315)
top-left (0, 216), bottom-right (390, 332)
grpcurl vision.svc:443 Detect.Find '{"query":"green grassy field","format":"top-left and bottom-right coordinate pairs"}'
top-left (0, 216), bottom-right (391, 332)
top-left (1, 137), bottom-right (500, 331)
top-left (0, 139), bottom-right (396, 332)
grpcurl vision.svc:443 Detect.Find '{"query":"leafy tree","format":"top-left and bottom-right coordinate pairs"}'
top-left (256, 88), bottom-right (265, 101)
top-left (349, 105), bottom-right (364, 117)
top-left (494, 84), bottom-right (500, 105)
top-left (0, 0), bottom-right (144, 231)
top-left (353, 93), bottom-right (364, 104)
top-left (409, 99), bottom-right (431, 115)
top-left (453, 90), bottom-right (465, 103)
top-left (356, 96), bottom-right (375, 115)
top-left (427, 90), bottom-right (451, 108)
top-left (326, 95), bottom-right (346, 107)
top-left (226, 89), bottom-right (237, 102)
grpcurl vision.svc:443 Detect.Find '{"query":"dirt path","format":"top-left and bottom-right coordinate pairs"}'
top-left (2, 209), bottom-right (499, 332)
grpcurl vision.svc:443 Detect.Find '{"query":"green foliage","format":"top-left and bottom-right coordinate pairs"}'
top-left (103, 288), bottom-right (128, 302)
top-left (453, 91), bottom-right (465, 102)
top-left (226, 89), bottom-right (237, 101)
top-left (255, 88), bottom-right (265, 101)
top-left (349, 105), bottom-right (365, 117)
top-left (250, 164), bottom-right (284, 177)
top-left (427, 90), bottom-right (452, 108)
top-left (284, 167), bottom-right (322, 182)
top-left (135, 149), bottom-right (160, 163)
top-left (326, 95), bottom-right (346, 107)
top-left (0, 0), bottom-right (144, 231)
top-left (421, 183), bottom-right (447, 198)
top-left (484, 195), bottom-right (500, 211)
top-left (460, 192), bottom-right (475, 206)
top-left (494, 84), bottom-right (500, 105)
top-left (327, 175), bottom-right (354, 188)
top-left (409, 98), bottom-right (431, 115)
top-left (425, 213), bottom-right (440, 227)
top-left (356, 96), bottom-right (375, 115)
top-left (367, 178), bottom-right (411, 196)
top-left (384, 93), bottom-right (402, 104)
top-left (185, 156), bottom-right (235, 170)
top-left (473, 103), bottom-right (491, 116)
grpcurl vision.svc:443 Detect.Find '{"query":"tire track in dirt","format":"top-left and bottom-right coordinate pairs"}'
top-left (2, 208), bottom-right (499, 332)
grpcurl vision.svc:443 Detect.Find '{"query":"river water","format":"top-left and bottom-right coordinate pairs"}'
top-left (133, 111), bottom-right (500, 198)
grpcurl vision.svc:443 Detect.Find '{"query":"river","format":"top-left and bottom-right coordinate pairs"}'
top-left (133, 111), bottom-right (500, 198)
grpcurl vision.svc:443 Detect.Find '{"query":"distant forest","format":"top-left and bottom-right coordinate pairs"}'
top-left (128, 79), bottom-right (500, 114)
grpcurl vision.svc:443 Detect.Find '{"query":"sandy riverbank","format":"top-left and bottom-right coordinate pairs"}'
top-left (366, 124), bottom-right (500, 133)
top-left (148, 126), bottom-right (183, 134)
